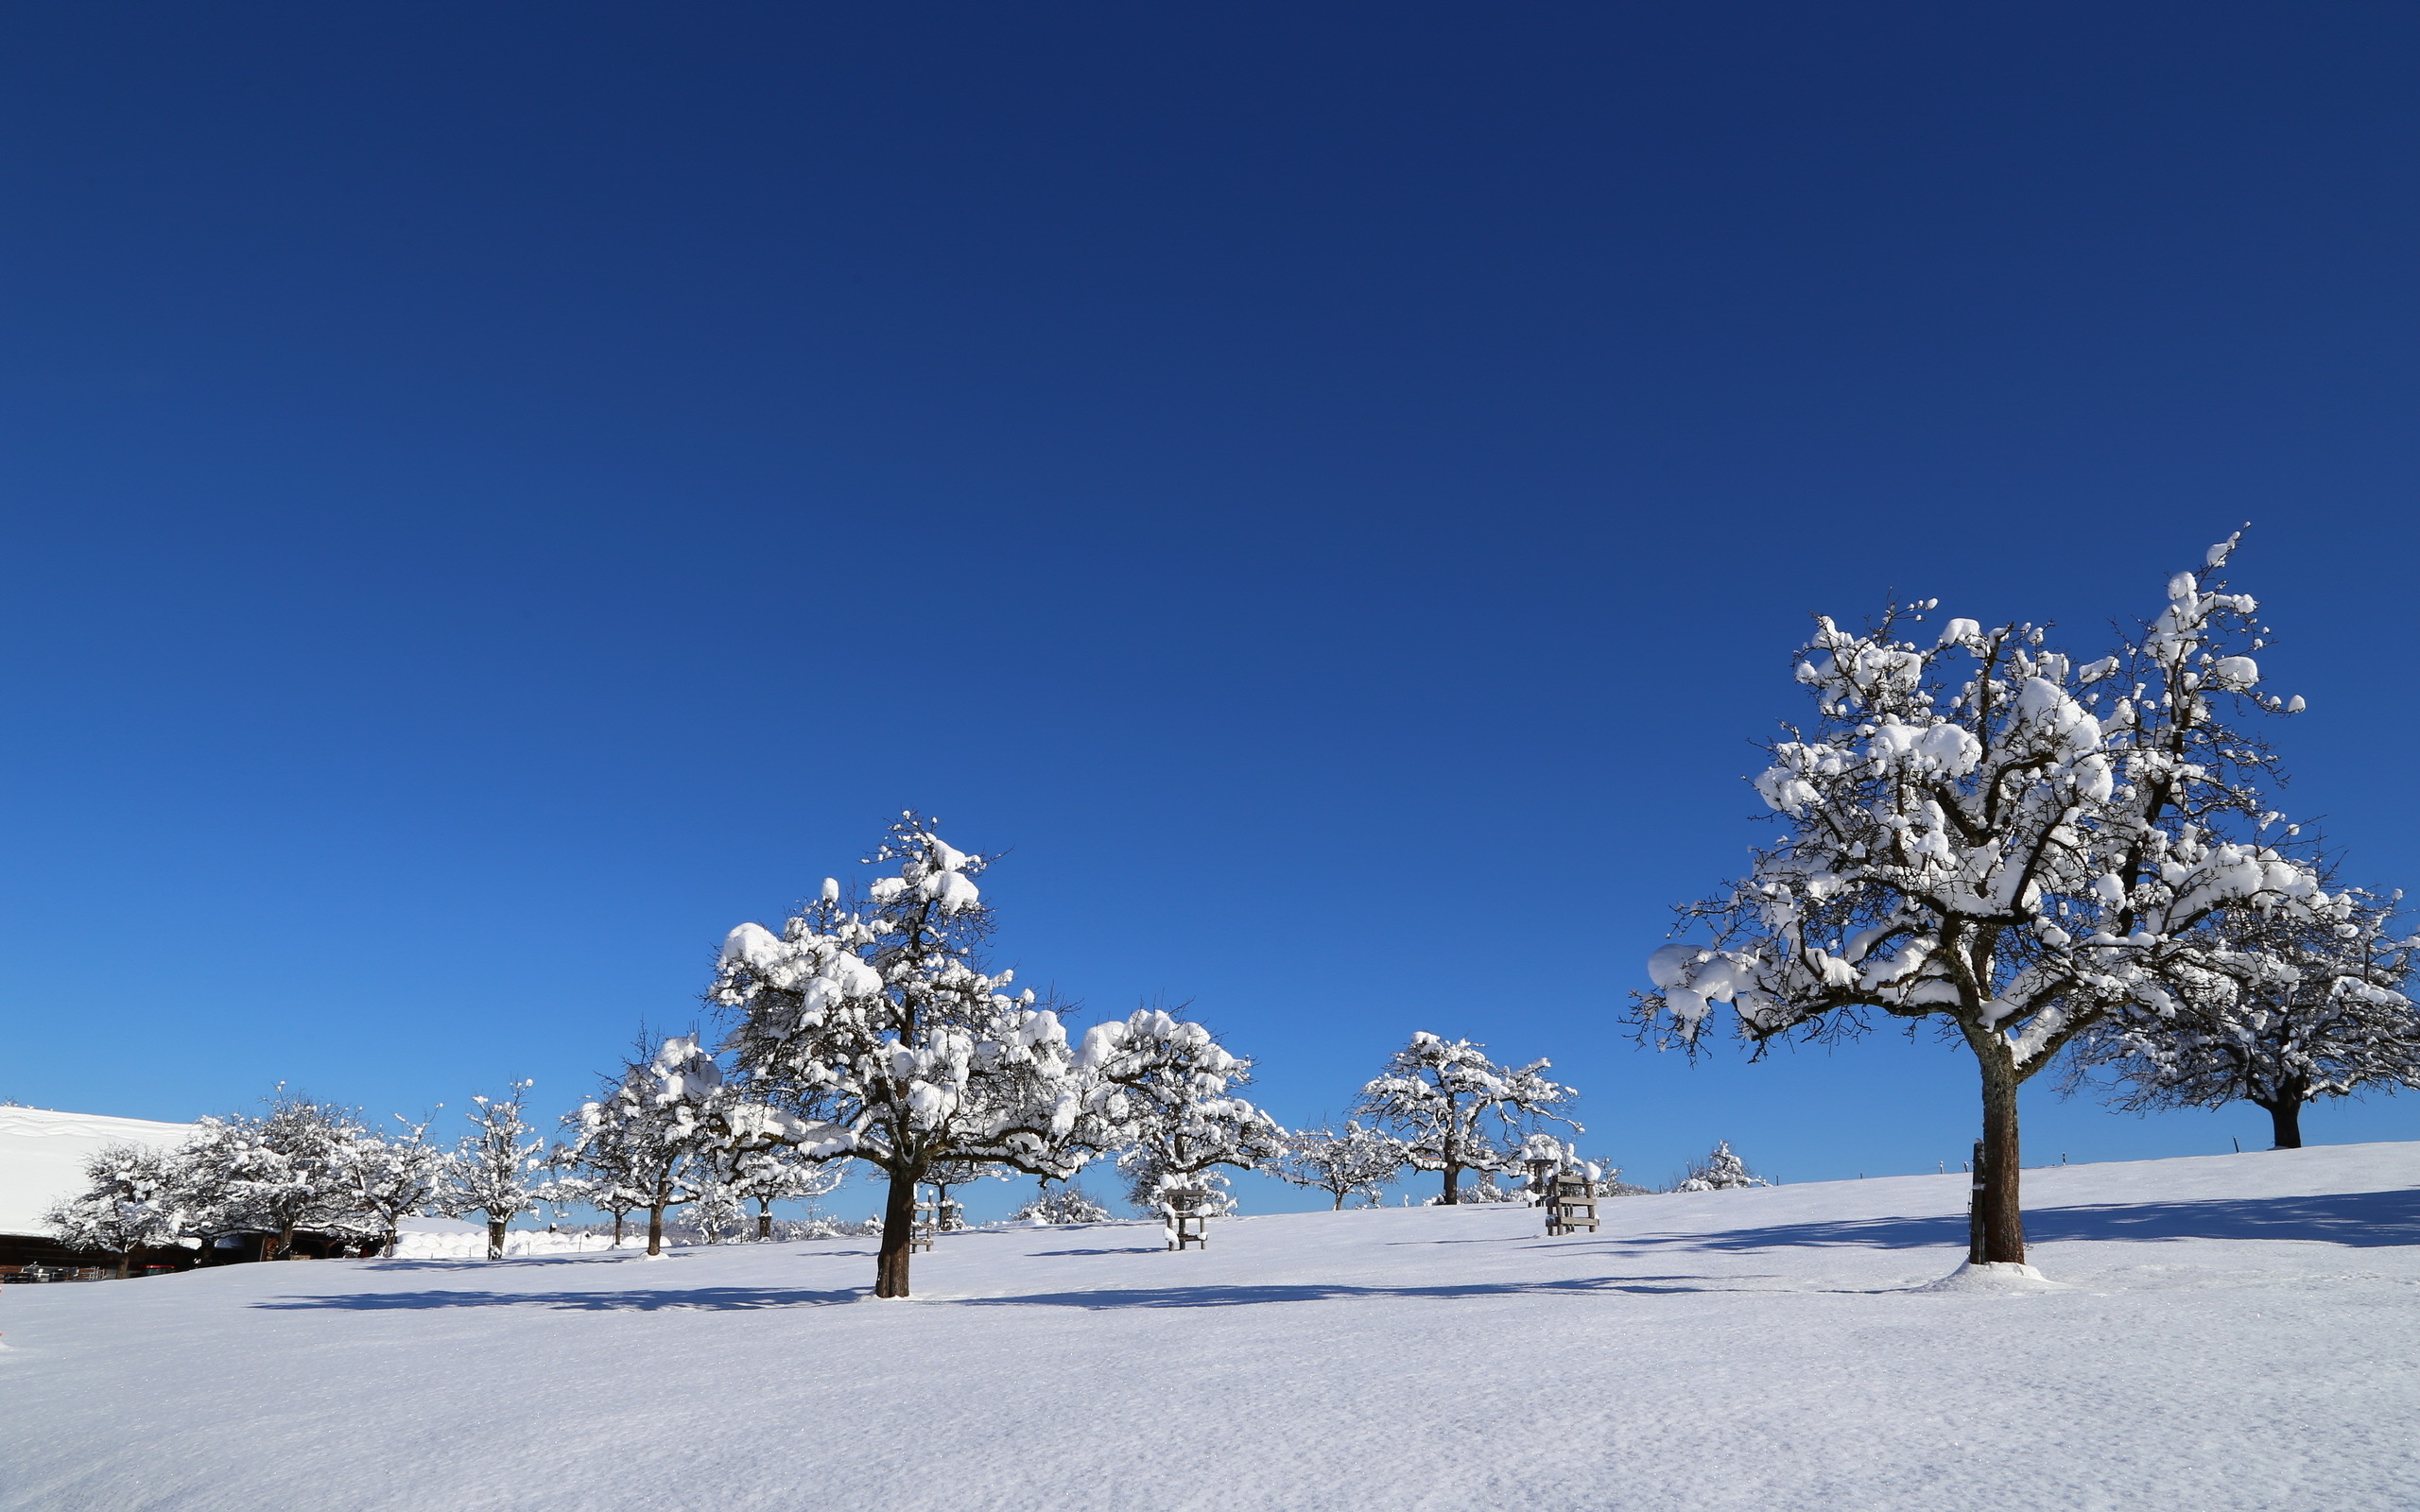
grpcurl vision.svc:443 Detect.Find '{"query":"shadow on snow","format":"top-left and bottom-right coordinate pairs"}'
top-left (1599, 1187), bottom-right (2420, 1254)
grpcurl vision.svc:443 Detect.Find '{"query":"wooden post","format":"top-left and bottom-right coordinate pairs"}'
top-left (1966, 1139), bottom-right (1987, 1265)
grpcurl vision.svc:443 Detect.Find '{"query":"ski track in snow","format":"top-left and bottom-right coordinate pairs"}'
top-left (4, 1143), bottom-right (2416, 1511)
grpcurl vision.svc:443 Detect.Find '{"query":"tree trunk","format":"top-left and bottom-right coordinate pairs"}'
top-left (381, 1228), bottom-right (399, 1259)
top-left (1442, 1160), bottom-right (1461, 1206)
top-left (757, 1200), bottom-right (773, 1241)
top-left (612, 1211), bottom-right (626, 1247)
top-left (115, 1253), bottom-right (132, 1279)
top-left (274, 1222), bottom-right (295, 1262)
top-left (2263, 1091), bottom-right (2305, 1150)
top-left (1973, 1040), bottom-right (2026, 1264)
top-left (1331, 1191), bottom-right (1346, 1211)
top-left (486, 1219), bottom-right (507, 1261)
top-left (874, 1166), bottom-right (919, 1298)
top-left (647, 1205), bottom-right (666, 1257)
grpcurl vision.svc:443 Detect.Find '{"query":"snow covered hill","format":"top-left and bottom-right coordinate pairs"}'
top-left (5, 1142), bottom-right (2416, 1511)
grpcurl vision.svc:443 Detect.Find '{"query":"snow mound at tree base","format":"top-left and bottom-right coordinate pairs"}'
top-left (1916, 1260), bottom-right (2071, 1293)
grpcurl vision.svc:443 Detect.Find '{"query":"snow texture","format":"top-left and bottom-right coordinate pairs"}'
top-left (6, 1142), bottom-right (2417, 1510)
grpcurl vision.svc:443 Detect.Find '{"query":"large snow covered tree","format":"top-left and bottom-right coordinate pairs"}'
top-left (443, 1081), bottom-right (545, 1260)
top-left (2069, 884), bottom-right (2419, 1148)
top-left (43, 1143), bottom-right (188, 1275)
top-left (1079, 1007), bottom-right (1285, 1221)
top-left (1271, 1123), bottom-right (1407, 1210)
top-left (178, 1092), bottom-right (372, 1259)
top-left (1355, 1033), bottom-right (1577, 1205)
top-left (573, 1037), bottom-right (731, 1257)
top-left (714, 815), bottom-right (1085, 1297)
top-left (341, 1114), bottom-right (450, 1258)
top-left (1637, 535), bottom-right (2331, 1263)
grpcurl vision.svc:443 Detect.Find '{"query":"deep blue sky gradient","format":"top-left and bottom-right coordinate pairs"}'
top-left (6, 5), bottom-right (2418, 1218)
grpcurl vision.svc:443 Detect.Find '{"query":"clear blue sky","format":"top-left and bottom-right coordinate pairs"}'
top-left (5, 5), bottom-right (2417, 1219)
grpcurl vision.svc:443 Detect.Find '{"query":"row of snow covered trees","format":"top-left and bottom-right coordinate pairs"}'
top-left (702, 814), bottom-right (1628, 1295)
top-left (1639, 533), bottom-right (2420, 1266)
top-left (43, 1087), bottom-right (547, 1271)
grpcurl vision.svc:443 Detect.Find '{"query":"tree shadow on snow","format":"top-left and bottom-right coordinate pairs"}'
top-left (1600, 1188), bottom-right (2420, 1255)
top-left (945, 1275), bottom-right (1764, 1311)
top-left (254, 1284), bottom-right (865, 1313)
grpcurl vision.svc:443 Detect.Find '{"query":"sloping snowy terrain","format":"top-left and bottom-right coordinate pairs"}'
top-left (5, 1143), bottom-right (2415, 1511)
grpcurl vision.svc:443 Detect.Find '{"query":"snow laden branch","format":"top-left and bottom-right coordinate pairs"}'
top-left (713, 813), bottom-right (1085, 1297)
top-left (1356, 1033), bottom-right (1577, 1205)
top-left (2070, 883), bottom-right (2420, 1148)
top-left (1635, 533), bottom-right (2331, 1263)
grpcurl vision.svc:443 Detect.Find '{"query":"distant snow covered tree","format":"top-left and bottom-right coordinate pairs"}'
top-left (714, 816), bottom-right (1087, 1297)
top-left (573, 1037), bottom-right (728, 1257)
top-left (1271, 1123), bottom-right (1407, 1210)
top-left (179, 1091), bottom-right (373, 1259)
top-left (43, 1143), bottom-right (187, 1275)
top-left (1636, 535), bottom-right (2333, 1264)
top-left (341, 1114), bottom-right (450, 1258)
top-left (1356, 1033), bottom-right (1577, 1205)
top-left (922, 1159), bottom-right (1005, 1231)
top-left (1011, 1181), bottom-right (1112, 1225)
top-left (720, 1141), bottom-right (846, 1241)
top-left (443, 1080), bottom-right (545, 1260)
top-left (2071, 885), bottom-right (2420, 1148)
top-left (1674, 1141), bottom-right (1769, 1192)
top-left (1078, 1007), bottom-right (1285, 1222)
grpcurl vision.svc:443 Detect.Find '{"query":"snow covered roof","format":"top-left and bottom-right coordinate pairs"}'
top-left (0, 1106), bottom-right (198, 1236)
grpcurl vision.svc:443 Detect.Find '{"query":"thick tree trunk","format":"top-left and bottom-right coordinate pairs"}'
top-left (114, 1253), bottom-right (131, 1279)
top-left (1974, 1041), bottom-right (2026, 1264)
top-left (1442, 1160), bottom-right (1462, 1206)
top-left (757, 1200), bottom-right (773, 1241)
top-left (381, 1228), bottom-right (399, 1259)
top-left (2263, 1091), bottom-right (2305, 1150)
top-left (647, 1205), bottom-right (666, 1257)
top-left (486, 1219), bottom-right (507, 1261)
top-left (274, 1222), bottom-right (295, 1262)
top-left (874, 1167), bottom-right (919, 1298)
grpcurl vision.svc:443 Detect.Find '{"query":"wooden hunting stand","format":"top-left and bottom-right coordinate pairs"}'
top-left (910, 1191), bottom-right (938, 1253)
top-left (1162, 1187), bottom-right (1212, 1251)
top-left (1543, 1175), bottom-right (1598, 1237)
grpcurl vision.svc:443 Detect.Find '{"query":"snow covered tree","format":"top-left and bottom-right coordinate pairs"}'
top-left (1674, 1141), bottom-right (1769, 1192)
top-left (573, 1037), bottom-right (729, 1257)
top-left (1271, 1123), bottom-right (1407, 1210)
top-left (720, 1141), bottom-right (846, 1241)
top-left (43, 1143), bottom-right (188, 1275)
top-left (1638, 534), bottom-right (2331, 1263)
top-left (2071, 885), bottom-right (2420, 1148)
top-left (1011, 1182), bottom-right (1113, 1225)
top-left (442, 1080), bottom-right (545, 1260)
top-left (340, 1114), bottom-right (450, 1258)
top-left (922, 1159), bottom-right (1005, 1231)
top-left (1077, 1007), bottom-right (1285, 1221)
top-left (714, 815), bottom-right (1087, 1297)
top-left (1356, 1033), bottom-right (1578, 1205)
top-left (178, 1091), bottom-right (373, 1259)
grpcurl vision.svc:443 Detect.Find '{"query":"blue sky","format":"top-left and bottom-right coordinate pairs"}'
top-left (5, 5), bottom-right (2418, 1219)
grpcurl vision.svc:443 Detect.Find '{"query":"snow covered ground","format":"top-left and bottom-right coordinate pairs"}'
top-left (5, 1142), bottom-right (2415, 1512)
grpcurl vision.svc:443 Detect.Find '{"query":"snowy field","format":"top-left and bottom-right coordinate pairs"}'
top-left (4, 1143), bottom-right (2415, 1512)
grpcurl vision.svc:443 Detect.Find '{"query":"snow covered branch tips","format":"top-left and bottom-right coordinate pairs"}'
top-left (713, 813), bottom-right (1085, 1298)
top-left (1356, 1033), bottom-right (1577, 1205)
top-left (1637, 532), bottom-right (2338, 1265)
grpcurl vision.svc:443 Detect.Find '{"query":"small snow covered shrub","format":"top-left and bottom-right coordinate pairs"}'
top-left (1673, 1141), bottom-right (1769, 1192)
top-left (1013, 1185), bottom-right (1112, 1225)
